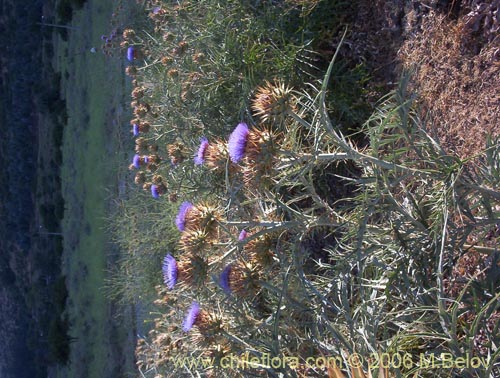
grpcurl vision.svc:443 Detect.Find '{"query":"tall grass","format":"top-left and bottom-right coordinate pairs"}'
top-left (107, 1), bottom-right (499, 377)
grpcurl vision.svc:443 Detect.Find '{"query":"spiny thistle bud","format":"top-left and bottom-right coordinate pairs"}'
top-left (125, 66), bottom-right (137, 76)
top-left (251, 79), bottom-right (295, 123)
top-left (151, 175), bottom-right (164, 185)
top-left (178, 40), bottom-right (188, 51)
top-left (243, 233), bottom-right (276, 267)
top-left (134, 104), bottom-right (150, 118)
top-left (167, 142), bottom-right (187, 165)
top-left (176, 254), bottom-right (209, 288)
top-left (161, 56), bottom-right (173, 66)
top-left (163, 32), bottom-right (175, 42)
top-left (123, 29), bottom-right (135, 40)
top-left (243, 127), bottom-right (279, 189)
top-left (184, 202), bottom-right (222, 237)
top-left (135, 137), bottom-right (148, 153)
top-left (218, 261), bottom-right (261, 298)
top-left (192, 52), bottom-right (205, 63)
top-left (138, 122), bottom-right (150, 133)
top-left (205, 138), bottom-right (232, 173)
top-left (179, 227), bottom-right (212, 255)
top-left (131, 86), bottom-right (145, 99)
top-left (134, 172), bottom-right (147, 185)
top-left (190, 311), bottom-right (226, 347)
top-left (167, 68), bottom-right (179, 78)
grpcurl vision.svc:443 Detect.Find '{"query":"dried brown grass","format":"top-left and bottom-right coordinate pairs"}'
top-left (398, 11), bottom-right (500, 158)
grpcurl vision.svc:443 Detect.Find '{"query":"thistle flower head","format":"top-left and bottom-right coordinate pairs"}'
top-left (218, 261), bottom-right (260, 297)
top-left (176, 254), bottom-right (209, 288)
top-left (127, 46), bottom-right (135, 62)
top-left (151, 184), bottom-right (160, 199)
top-left (194, 137), bottom-right (209, 165)
top-left (132, 123), bottom-right (139, 136)
top-left (138, 122), bottom-right (150, 133)
top-left (134, 172), bottom-right (146, 185)
top-left (122, 29), bottom-right (135, 40)
top-left (162, 254), bottom-right (178, 289)
top-left (242, 127), bottom-right (279, 190)
top-left (244, 234), bottom-right (276, 267)
top-left (175, 201), bottom-right (193, 231)
top-left (183, 301), bottom-right (201, 332)
top-left (190, 311), bottom-right (225, 347)
top-left (238, 229), bottom-right (248, 241)
top-left (205, 138), bottom-right (232, 173)
top-left (251, 79), bottom-right (295, 123)
top-left (167, 142), bottom-right (187, 165)
top-left (179, 228), bottom-right (212, 255)
top-left (132, 154), bottom-right (141, 168)
top-left (228, 122), bottom-right (249, 163)
top-left (219, 264), bottom-right (232, 294)
top-left (184, 202), bottom-right (221, 236)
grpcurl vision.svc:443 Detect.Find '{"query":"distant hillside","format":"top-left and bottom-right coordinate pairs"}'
top-left (0, 0), bottom-right (67, 377)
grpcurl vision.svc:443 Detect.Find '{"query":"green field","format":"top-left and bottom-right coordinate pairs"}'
top-left (53, 1), bottom-right (135, 377)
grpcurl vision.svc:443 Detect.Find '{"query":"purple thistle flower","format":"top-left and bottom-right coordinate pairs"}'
top-left (194, 136), bottom-right (209, 165)
top-left (238, 229), bottom-right (248, 241)
top-left (152, 6), bottom-right (161, 14)
top-left (219, 264), bottom-right (232, 294)
top-left (143, 156), bottom-right (149, 164)
top-left (127, 46), bottom-right (135, 62)
top-left (151, 184), bottom-right (160, 199)
top-left (162, 254), bottom-right (178, 289)
top-left (228, 122), bottom-right (249, 163)
top-left (182, 301), bottom-right (201, 332)
top-left (132, 123), bottom-right (139, 136)
top-left (100, 34), bottom-right (107, 41)
top-left (175, 201), bottom-right (193, 231)
top-left (132, 154), bottom-right (141, 168)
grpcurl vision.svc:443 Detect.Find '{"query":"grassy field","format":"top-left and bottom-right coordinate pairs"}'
top-left (52, 0), bottom-right (135, 377)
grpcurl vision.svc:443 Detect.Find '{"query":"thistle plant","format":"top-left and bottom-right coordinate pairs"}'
top-left (108, 1), bottom-right (499, 377)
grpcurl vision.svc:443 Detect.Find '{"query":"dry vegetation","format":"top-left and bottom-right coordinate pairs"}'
top-left (347, 0), bottom-right (499, 158)
top-left (399, 2), bottom-right (499, 158)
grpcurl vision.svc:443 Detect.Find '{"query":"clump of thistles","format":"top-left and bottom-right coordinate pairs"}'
top-left (251, 79), bottom-right (295, 123)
